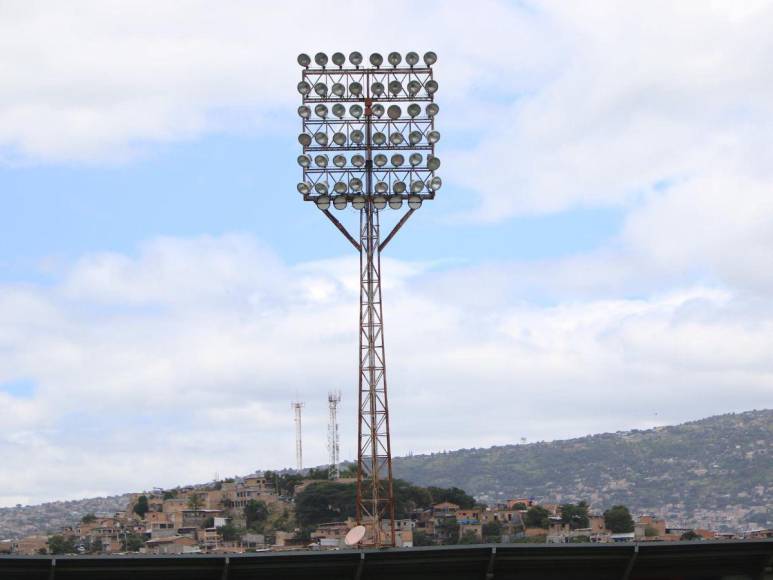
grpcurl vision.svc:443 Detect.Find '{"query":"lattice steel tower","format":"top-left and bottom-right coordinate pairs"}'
top-left (294, 50), bottom-right (441, 546)
top-left (292, 401), bottom-right (304, 471)
top-left (328, 391), bottom-right (342, 480)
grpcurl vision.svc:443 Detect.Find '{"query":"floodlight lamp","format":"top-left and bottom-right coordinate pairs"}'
top-left (390, 153), bottom-right (405, 167)
top-left (423, 51), bottom-right (437, 66)
top-left (427, 156), bottom-right (441, 171)
top-left (297, 154), bottom-right (311, 167)
top-left (314, 154), bottom-right (328, 168)
top-left (375, 181), bottom-right (388, 194)
top-left (334, 181), bottom-right (347, 193)
top-left (373, 132), bottom-right (387, 146)
top-left (314, 132), bottom-right (328, 146)
top-left (333, 154), bottom-right (346, 167)
top-left (425, 80), bottom-right (438, 95)
top-left (371, 82), bottom-right (385, 97)
top-left (333, 132), bottom-right (346, 146)
top-left (314, 82), bottom-right (328, 97)
top-left (409, 131), bottom-right (422, 145)
top-left (393, 181), bottom-right (406, 194)
top-left (332, 104), bottom-right (346, 118)
top-left (373, 195), bottom-right (387, 210)
top-left (374, 154), bottom-right (387, 167)
top-left (407, 104), bottom-right (421, 118)
top-left (388, 52), bottom-right (402, 67)
top-left (298, 53), bottom-right (311, 67)
top-left (405, 52), bottom-right (419, 66)
top-left (388, 195), bottom-right (403, 209)
top-left (426, 103), bottom-right (439, 117)
top-left (349, 81), bottom-right (363, 96)
top-left (408, 195), bottom-right (423, 209)
top-left (315, 182), bottom-right (328, 194)
top-left (390, 132), bottom-right (404, 145)
top-left (298, 105), bottom-right (311, 119)
top-left (409, 153), bottom-right (423, 167)
top-left (297, 81), bottom-right (311, 96)
top-left (372, 104), bottom-right (385, 118)
top-left (297, 182), bottom-right (311, 194)
top-left (314, 52), bottom-right (328, 67)
top-left (350, 129), bottom-right (364, 144)
top-left (352, 195), bottom-right (366, 210)
top-left (298, 133), bottom-right (312, 146)
top-left (411, 180), bottom-right (424, 193)
top-left (428, 130), bottom-right (440, 144)
top-left (314, 104), bottom-right (328, 118)
top-left (369, 52), bottom-right (383, 67)
top-left (332, 83), bottom-right (345, 97)
top-left (332, 52), bottom-right (346, 67)
top-left (333, 195), bottom-right (347, 210)
top-left (352, 154), bottom-right (365, 167)
top-left (387, 105), bottom-right (401, 120)
top-left (316, 195), bottom-right (331, 210)
top-left (350, 104), bottom-right (363, 119)
top-left (349, 51), bottom-right (363, 66)
top-left (388, 80), bottom-right (402, 95)
top-left (349, 177), bottom-right (363, 192)
top-left (428, 176), bottom-right (442, 190)
top-left (407, 80), bottom-right (421, 96)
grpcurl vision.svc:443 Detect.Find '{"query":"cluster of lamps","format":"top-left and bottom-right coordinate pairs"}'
top-left (298, 102), bottom-right (439, 120)
top-left (298, 51), bottom-right (437, 69)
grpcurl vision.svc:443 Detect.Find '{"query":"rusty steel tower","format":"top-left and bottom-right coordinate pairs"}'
top-left (328, 390), bottom-right (342, 480)
top-left (295, 50), bottom-right (441, 546)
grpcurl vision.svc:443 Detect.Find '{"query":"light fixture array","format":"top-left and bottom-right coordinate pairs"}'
top-left (297, 51), bottom-right (441, 211)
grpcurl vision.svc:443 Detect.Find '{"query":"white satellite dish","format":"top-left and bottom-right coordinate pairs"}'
top-left (344, 525), bottom-right (367, 546)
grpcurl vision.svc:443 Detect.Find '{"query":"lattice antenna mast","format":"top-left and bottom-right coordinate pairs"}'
top-left (295, 50), bottom-right (441, 547)
top-left (328, 390), bottom-right (342, 480)
top-left (292, 401), bottom-right (304, 471)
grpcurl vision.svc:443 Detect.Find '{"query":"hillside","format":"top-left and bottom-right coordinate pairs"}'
top-left (393, 409), bottom-right (772, 531)
top-left (0, 410), bottom-right (769, 539)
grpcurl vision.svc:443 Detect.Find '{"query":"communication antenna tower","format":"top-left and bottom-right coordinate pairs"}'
top-left (292, 401), bottom-right (304, 470)
top-left (328, 391), bottom-right (342, 479)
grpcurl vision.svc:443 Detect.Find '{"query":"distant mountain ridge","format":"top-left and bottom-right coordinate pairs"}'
top-left (0, 410), bottom-right (769, 539)
top-left (392, 409), bottom-right (772, 531)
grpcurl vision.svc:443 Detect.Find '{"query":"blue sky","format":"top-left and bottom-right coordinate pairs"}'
top-left (0, 0), bottom-right (772, 506)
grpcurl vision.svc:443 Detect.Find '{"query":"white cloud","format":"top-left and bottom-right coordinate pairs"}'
top-left (1, 234), bottom-right (771, 505)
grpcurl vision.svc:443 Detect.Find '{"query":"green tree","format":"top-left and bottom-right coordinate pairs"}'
top-left (47, 535), bottom-right (76, 554)
top-left (123, 533), bottom-right (145, 552)
top-left (201, 516), bottom-right (215, 529)
top-left (644, 525), bottom-right (659, 537)
top-left (393, 479), bottom-right (433, 518)
top-left (436, 517), bottom-right (460, 545)
top-left (187, 493), bottom-right (204, 512)
top-left (511, 502), bottom-right (528, 511)
top-left (80, 513), bottom-right (96, 524)
top-left (162, 490), bottom-right (178, 500)
top-left (680, 530), bottom-right (701, 541)
top-left (524, 506), bottom-right (550, 529)
top-left (295, 481), bottom-right (357, 527)
top-left (459, 530), bottom-right (480, 544)
top-left (88, 538), bottom-right (103, 554)
top-left (412, 531), bottom-right (434, 546)
top-left (604, 505), bottom-right (634, 533)
top-left (244, 500), bottom-right (269, 531)
top-left (306, 467), bottom-right (330, 480)
top-left (427, 486), bottom-right (476, 508)
top-left (482, 521), bottom-right (503, 543)
top-left (560, 501), bottom-right (589, 530)
top-left (133, 495), bottom-right (149, 518)
top-left (218, 523), bottom-right (243, 542)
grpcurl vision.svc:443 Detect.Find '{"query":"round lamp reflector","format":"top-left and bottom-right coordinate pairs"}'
top-left (352, 195), bottom-right (366, 210)
top-left (297, 53), bottom-right (311, 67)
top-left (373, 195), bottom-right (387, 210)
top-left (405, 52), bottom-right (419, 66)
top-left (388, 195), bottom-right (403, 209)
top-left (369, 52), bottom-right (383, 67)
top-left (316, 195), bottom-right (331, 210)
top-left (408, 195), bottom-right (423, 209)
top-left (333, 195), bottom-right (347, 210)
top-left (423, 51), bottom-right (437, 66)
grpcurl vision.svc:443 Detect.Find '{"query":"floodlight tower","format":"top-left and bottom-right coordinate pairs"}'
top-left (328, 390), bottom-right (342, 480)
top-left (295, 50), bottom-right (441, 547)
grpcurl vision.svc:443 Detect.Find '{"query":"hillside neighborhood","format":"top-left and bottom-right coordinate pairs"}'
top-left (2, 471), bottom-right (771, 556)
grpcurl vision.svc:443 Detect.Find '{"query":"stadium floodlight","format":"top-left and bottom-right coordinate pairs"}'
top-left (295, 51), bottom-right (441, 549)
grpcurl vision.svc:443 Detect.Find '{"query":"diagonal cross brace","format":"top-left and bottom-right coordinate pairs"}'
top-left (322, 209), bottom-right (361, 251)
top-left (379, 208), bottom-right (416, 252)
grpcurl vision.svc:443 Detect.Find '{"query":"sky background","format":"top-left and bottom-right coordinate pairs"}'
top-left (1, 0), bottom-right (772, 507)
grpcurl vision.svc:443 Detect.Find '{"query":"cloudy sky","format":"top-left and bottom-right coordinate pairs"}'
top-left (1, 1), bottom-right (772, 507)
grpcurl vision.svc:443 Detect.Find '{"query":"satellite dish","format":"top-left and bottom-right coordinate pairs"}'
top-left (345, 525), bottom-right (367, 546)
